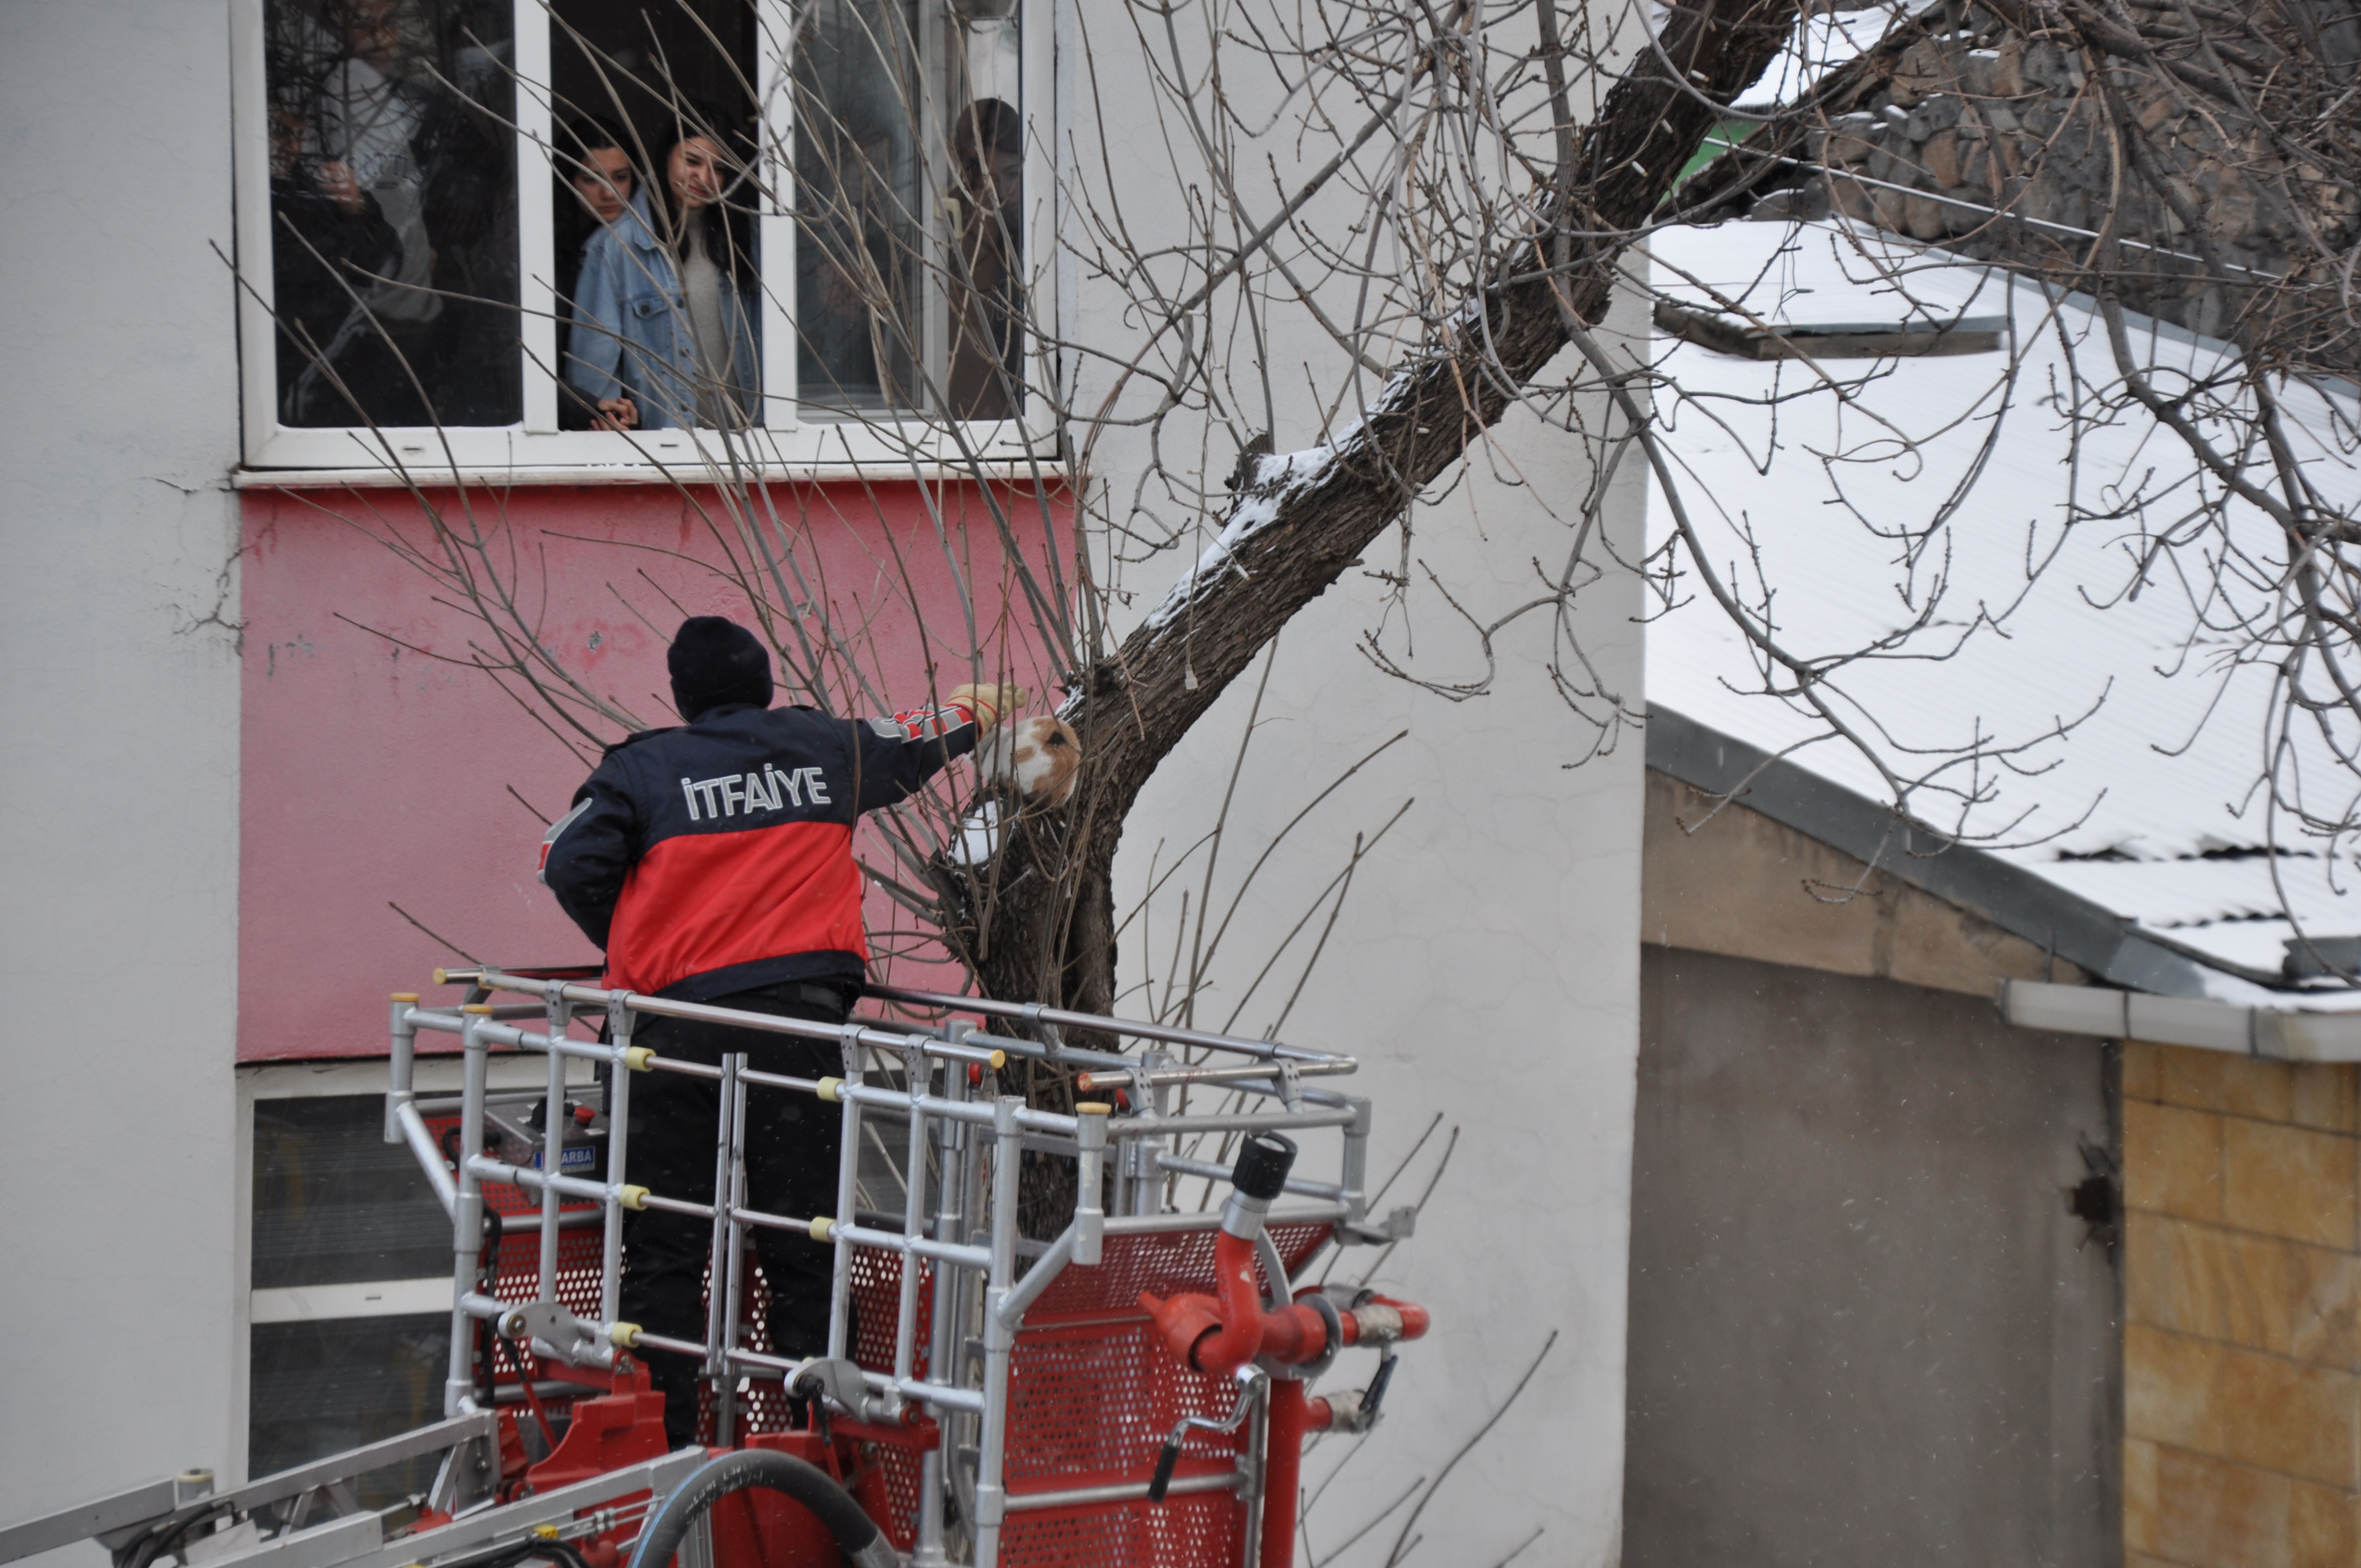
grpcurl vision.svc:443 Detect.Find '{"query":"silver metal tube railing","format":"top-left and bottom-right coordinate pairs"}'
top-left (703, 1052), bottom-right (742, 1440)
top-left (601, 996), bottom-right (633, 1327)
top-left (973, 1096), bottom-right (1024, 1568)
top-left (1154, 1153), bottom-right (1346, 1201)
top-left (394, 1100), bottom-right (458, 1218)
top-left (444, 1011), bottom-right (490, 1417)
top-left (538, 988), bottom-right (567, 1317)
top-left (858, 982), bottom-right (1350, 1066)
top-left (444, 966), bottom-right (1353, 1070)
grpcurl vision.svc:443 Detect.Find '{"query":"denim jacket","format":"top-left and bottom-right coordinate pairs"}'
top-left (564, 200), bottom-right (760, 431)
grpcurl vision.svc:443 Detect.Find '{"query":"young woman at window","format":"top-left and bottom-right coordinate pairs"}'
top-left (554, 116), bottom-right (648, 430)
top-left (564, 119), bottom-right (759, 432)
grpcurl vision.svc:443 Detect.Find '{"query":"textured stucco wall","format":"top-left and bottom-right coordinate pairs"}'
top-left (1095, 362), bottom-right (1653, 1563)
top-left (1110, 448), bottom-right (1649, 1567)
top-left (1627, 946), bottom-right (2120, 1568)
top-left (0, 1), bottom-right (246, 1549)
top-left (1060, 1), bottom-right (1651, 1554)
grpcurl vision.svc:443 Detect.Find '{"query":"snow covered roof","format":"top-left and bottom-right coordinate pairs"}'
top-left (1641, 217), bottom-right (2361, 1003)
top-left (1733, 3), bottom-right (1911, 112)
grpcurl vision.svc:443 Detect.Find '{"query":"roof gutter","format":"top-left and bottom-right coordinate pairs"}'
top-left (1998, 978), bottom-right (2361, 1063)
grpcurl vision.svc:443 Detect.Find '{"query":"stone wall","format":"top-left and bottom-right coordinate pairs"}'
top-left (1771, 8), bottom-right (2361, 366)
top-left (2121, 1039), bottom-right (2360, 1568)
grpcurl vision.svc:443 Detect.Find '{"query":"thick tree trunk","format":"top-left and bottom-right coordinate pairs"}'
top-left (939, 0), bottom-right (1804, 1042)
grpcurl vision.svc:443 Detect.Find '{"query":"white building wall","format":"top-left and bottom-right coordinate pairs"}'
top-left (0, 1), bottom-right (246, 1550)
top-left (1101, 383), bottom-right (1650, 1565)
top-left (1062, 5), bottom-right (1653, 1531)
top-left (0, 7), bottom-right (1651, 1567)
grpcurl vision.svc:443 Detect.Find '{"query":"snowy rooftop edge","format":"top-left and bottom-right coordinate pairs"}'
top-left (1647, 704), bottom-right (2361, 1011)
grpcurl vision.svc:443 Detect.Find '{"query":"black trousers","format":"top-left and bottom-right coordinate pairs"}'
top-left (619, 982), bottom-right (852, 1444)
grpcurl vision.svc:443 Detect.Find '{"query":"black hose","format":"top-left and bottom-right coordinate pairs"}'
top-left (119, 1502), bottom-right (233, 1568)
top-left (625, 1450), bottom-right (894, 1568)
top-left (507, 1540), bottom-right (592, 1568)
top-left (463, 1539), bottom-right (594, 1568)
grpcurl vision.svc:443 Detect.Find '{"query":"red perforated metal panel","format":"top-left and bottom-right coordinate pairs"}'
top-left (424, 1114), bottom-right (607, 1387)
top-left (711, 1246), bottom-right (934, 1550)
top-left (1025, 1222), bottom-right (1333, 1320)
top-left (430, 1104), bottom-right (1337, 1568)
top-left (996, 1222), bottom-right (1334, 1568)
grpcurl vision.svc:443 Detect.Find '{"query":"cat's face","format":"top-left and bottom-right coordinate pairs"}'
top-left (986, 714), bottom-right (1082, 805)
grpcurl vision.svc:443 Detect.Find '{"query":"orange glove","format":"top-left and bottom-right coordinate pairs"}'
top-left (949, 682), bottom-right (1025, 731)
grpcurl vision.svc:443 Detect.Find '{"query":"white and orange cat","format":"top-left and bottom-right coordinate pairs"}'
top-left (981, 714), bottom-right (1081, 807)
top-left (953, 714), bottom-right (1081, 866)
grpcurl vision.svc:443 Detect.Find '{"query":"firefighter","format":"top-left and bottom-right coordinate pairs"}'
top-left (540, 615), bottom-right (1018, 1445)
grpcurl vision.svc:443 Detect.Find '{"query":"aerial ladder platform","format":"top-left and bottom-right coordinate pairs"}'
top-left (0, 968), bottom-right (1426, 1568)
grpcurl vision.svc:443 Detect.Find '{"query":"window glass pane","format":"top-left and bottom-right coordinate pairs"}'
top-left (249, 1315), bottom-right (447, 1503)
top-left (264, 0), bottom-right (519, 428)
top-left (793, 0), bottom-right (924, 413)
top-left (548, 3), bottom-right (761, 431)
top-left (946, 19), bottom-right (1022, 421)
top-left (252, 1094), bottom-right (449, 1288)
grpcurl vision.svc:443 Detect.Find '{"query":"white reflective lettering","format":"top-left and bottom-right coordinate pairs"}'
top-left (744, 770), bottom-right (776, 812)
top-left (681, 777), bottom-right (701, 821)
top-left (776, 765), bottom-right (804, 807)
top-left (802, 767), bottom-right (831, 806)
top-left (719, 777), bottom-right (746, 816)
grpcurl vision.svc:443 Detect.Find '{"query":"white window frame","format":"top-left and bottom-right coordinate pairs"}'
top-left (229, 0), bottom-right (1059, 480)
top-left (233, 1053), bottom-right (586, 1483)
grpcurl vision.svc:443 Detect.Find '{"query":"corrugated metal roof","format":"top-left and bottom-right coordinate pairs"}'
top-left (1642, 218), bottom-right (2361, 995)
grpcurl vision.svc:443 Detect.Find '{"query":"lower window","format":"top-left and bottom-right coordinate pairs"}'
top-left (248, 1091), bottom-right (453, 1502)
top-left (249, 1316), bottom-right (449, 1505)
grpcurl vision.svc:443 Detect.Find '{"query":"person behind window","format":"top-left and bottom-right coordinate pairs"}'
top-left (946, 99), bottom-right (1022, 422)
top-left (564, 116), bottom-right (760, 432)
top-left (292, 0), bottom-right (439, 426)
top-left (792, 0), bottom-right (920, 411)
top-left (268, 99), bottom-right (401, 425)
top-left (413, 0), bottom-right (520, 426)
top-left (553, 116), bottom-right (647, 430)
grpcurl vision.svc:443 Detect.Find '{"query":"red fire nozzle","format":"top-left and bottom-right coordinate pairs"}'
top-left (1138, 1231), bottom-right (1428, 1376)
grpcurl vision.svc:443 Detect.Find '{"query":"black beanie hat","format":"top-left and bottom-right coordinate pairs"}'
top-left (668, 616), bottom-right (774, 721)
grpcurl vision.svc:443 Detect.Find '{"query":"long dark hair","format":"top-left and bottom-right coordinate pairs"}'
top-left (651, 113), bottom-right (756, 284)
top-left (554, 115), bottom-right (635, 262)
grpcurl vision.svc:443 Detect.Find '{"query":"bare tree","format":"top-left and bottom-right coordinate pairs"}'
top-left (253, 0), bottom-right (1803, 1023)
top-left (251, 0), bottom-right (2361, 1017)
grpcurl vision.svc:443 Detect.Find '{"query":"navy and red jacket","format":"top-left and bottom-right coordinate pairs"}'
top-left (539, 699), bottom-right (978, 1001)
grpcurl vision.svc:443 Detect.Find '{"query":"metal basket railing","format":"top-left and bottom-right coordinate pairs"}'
top-left (388, 966), bottom-right (1414, 1568)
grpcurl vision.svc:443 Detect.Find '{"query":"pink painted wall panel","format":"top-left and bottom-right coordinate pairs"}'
top-left (239, 481), bottom-right (1058, 1061)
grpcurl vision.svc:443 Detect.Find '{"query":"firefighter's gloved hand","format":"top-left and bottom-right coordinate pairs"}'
top-left (949, 682), bottom-right (1025, 731)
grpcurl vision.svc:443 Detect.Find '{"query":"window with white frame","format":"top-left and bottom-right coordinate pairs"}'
top-left (237, 0), bottom-right (1041, 471)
